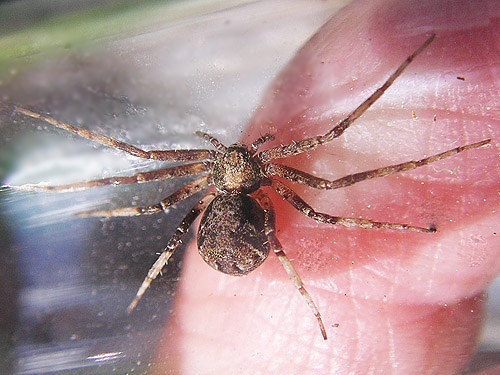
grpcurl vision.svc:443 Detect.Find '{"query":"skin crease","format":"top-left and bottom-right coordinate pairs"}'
top-left (152, 0), bottom-right (500, 374)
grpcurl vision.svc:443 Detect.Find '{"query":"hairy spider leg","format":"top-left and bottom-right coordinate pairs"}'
top-left (16, 162), bottom-right (211, 192)
top-left (255, 191), bottom-right (327, 340)
top-left (76, 175), bottom-right (210, 218)
top-left (195, 131), bottom-right (227, 152)
top-left (271, 179), bottom-right (434, 233)
top-left (14, 106), bottom-right (215, 162)
top-left (264, 139), bottom-right (491, 190)
top-left (127, 192), bottom-right (216, 313)
top-left (250, 133), bottom-right (275, 154)
top-left (257, 34), bottom-right (436, 163)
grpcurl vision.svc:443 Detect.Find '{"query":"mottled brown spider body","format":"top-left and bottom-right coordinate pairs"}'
top-left (9, 34), bottom-right (491, 340)
top-left (200, 142), bottom-right (269, 275)
top-left (198, 194), bottom-right (268, 275)
top-left (211, 144), bottom-right (264, 194)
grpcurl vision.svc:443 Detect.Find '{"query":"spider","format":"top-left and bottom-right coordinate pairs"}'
top-left (10, 34), bottom-right (490, 340)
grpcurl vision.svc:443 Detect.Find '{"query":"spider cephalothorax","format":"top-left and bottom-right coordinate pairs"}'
top-left (211, 143), bottom-right (264, 194)
top-left (10, 34), bottom-right (490, 340)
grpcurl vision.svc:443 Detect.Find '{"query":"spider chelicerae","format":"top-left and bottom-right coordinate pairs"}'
top-left (11, 34), bottom-right (490, 340)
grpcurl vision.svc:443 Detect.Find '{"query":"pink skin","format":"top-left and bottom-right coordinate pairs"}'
top-left (152, 0), bottom-right (500, 374)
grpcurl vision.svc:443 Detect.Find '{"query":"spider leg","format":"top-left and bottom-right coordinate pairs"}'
top-left (76, 176), bottom-right (209, 218)
top-left (15, 162), bottom-right (211, 192)
top-left (257, 34), bottom-right (436, 163)
top-left (250, 133), bottom-right (275, 154)
top-left (127, 192), bottom-right (215, 313)
top-left (254, 190), bottom-right (327, 340)
top-left (195, 131), bottom-right (227, 152)
top-left (271, 179), bottom-right (434, 233)
top-left (264, 139), bottom-right (490, 190)
top-left (14, 107), bottom-right (215, 161)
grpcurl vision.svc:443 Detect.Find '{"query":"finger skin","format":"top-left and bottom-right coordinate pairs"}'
top-left (154, 0), bottom-right (500, 374)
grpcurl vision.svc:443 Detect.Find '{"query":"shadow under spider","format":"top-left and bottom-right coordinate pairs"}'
top-left (9, 34), bottom-right (491, 340)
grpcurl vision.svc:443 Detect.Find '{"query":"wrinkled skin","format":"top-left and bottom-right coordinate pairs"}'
top-left (153, 0), bottom-right (500, 374)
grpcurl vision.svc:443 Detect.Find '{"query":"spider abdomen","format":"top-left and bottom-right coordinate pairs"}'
top-left (197, 194), bottom-right (269, 276)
